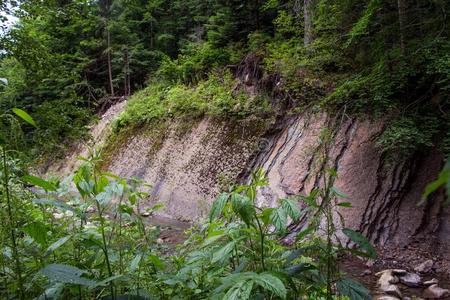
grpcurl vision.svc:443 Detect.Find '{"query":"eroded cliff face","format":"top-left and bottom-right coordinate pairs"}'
top-left (101, 116), bottom-right (271, 220)
top-left (44, 101), bottom-right (450, 270)
top-left (245, 112), bottom-right (450, 271)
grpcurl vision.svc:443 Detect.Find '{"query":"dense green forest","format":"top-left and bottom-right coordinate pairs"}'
top-left (1, 0), bottom-right (449, 159)
top-left (0, 0), bottom-right (449, 299)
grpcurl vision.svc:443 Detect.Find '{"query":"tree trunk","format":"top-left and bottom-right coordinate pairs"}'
top-left (107, 28), bottom-right (114, 96)
top-left (304, 0), bottom-right (313, 47)
top-left (124, 48), bottom-right (130, 96)
top-left (397, 0), bottom-right (406, 55)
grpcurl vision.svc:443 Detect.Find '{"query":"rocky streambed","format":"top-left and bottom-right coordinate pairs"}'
top-left (342, 256), bottom-right (450, 299)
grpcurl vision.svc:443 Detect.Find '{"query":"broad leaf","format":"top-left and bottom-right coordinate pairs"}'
top-left (212, 241), bottom-right (236, 264)
top-left (342, 228), bottom-right (377, 259)
top-left (12, 108), bottom-right (36, 127)
top-left (130, 254), bottom-right (142, 272)
top-left (33, 198), bottom-right (76, 213)
top-left (231, 193), bottom-right (255, 225)
top-left (286, 263), bottom-right (316, 276)
top-left (253, 273), bottom-right (287, 299)
top-left (45, 236), bottom-right (71, 257)
top-left (223, 280), bottom-right (253, 300)
top-left (91, 275), bottom-right (126, 288)
top-left (23, 222), bottom-right (48, 246)
top-left (210, 193), bottom-right (229, 222)
top-left (23, 175), bottom-right (56, 191)
top-left (281, 198), bottom-right (301, 221)
top-left (270, 208), bottom-right (287, 231)
top-left (336, 278), bottom-right (371, 300)
top-left (40, 264), bottom-right (97, 287)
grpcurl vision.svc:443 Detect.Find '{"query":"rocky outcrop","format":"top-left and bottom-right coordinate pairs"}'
top-left (44, 101), bottom-right (450, 272)
top-left (245, 112), bottom-right (450, 271)
top-left (100, 116), bottom-right (271, 221)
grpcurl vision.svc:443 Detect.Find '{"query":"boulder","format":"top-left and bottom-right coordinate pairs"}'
top-left (377, 270), bottom-right (400, 284)
top-left (423, 284), bottom-right (450, 299)
top-left (377, 270), bottom-right (402, 298)
top-left (414, 259), bottom-right (434, 274)
top-left (398, 272), bottom-right (421, 287)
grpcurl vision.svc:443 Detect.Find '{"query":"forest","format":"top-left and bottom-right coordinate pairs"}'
top-left (0, 0), bottom-right (449, 299)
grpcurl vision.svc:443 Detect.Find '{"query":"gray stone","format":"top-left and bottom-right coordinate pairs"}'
top-left (424, 278), bottom-right (439, 286)
top-left (398, 272), bottom-right (421, 287)
top-left (414, 259), bottom-right (434, 274)
top-left (376, 270), bottom-right (402, 298)
top-left (376, 270), bottom-right (400, 284)
top-left (423, 284), bottom-right (450, 299)
top-left (374, 296), bottom-right (400, 300)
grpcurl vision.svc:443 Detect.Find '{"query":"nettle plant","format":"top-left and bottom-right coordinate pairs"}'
top-left (1, 139), bottom-right (165, 298)
top-left (159, 169), bottom-right (374, 300)
top-left (23, 153), bottom-right (167, 300)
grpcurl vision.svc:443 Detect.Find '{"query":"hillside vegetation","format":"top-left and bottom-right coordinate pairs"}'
top-left (0, 0), bottom-right (448, 160)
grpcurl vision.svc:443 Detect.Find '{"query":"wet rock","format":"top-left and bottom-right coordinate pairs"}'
top-left (398, 272), bottom-right (421, 287)
top-left (374, 296), bottom-right (400, 300)
top-left (381, 285), bottom-right (402, 298)
top-left (423, 284), bottom-right (450, 299)
top-left (414, 259), bottom-right (434, 274)
top-left (424, 278), bottom-right (439, 286)
top-left (376, 270), bottom-right (400, 284)
top-left (377, 270), bottom-right (402, 298)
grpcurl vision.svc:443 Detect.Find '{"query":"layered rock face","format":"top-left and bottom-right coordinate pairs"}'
top-left (248, 112), bottom-right (450, 271)
top-left (103, 116), bottom-right (270, 220)
top-left (45, 102), bottom-right (450, 270)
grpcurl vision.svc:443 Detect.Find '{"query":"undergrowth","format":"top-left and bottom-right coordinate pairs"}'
top-left (114, 70), bottom-right (271, 131)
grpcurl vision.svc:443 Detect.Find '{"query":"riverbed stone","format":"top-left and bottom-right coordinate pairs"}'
top-left (374, 296), bottom-right (400, 300)
top-left (424, 278), bottom-right (439, 286)
top-left (377, 270), bottom-right (402, 298)
top-left (398, 272), bottom-right (421, 287)
top-left (423, 284), bottom-right (450, 299)
top-left (414, 259), bottom-right (434, 273)
top-left (376, 270), bottom-right (400, 284)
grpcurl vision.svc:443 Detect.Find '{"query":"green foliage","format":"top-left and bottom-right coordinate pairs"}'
top-left (157, 42), bottom-right (236, 84)
top-left (345, 0), bottom-right (381, 47)
top-left (376, 116), bottom-right (439, 158)
top-left (423, 159), bottom-right (450, 205)
top-left (115, 71), bottom-right (270, 129)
